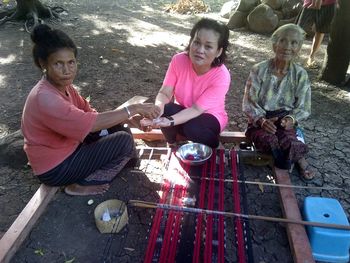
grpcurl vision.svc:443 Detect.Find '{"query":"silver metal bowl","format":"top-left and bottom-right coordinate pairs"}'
top-left (176, 143), bottom-right (212, 166)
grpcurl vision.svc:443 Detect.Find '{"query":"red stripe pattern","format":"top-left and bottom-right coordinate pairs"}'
top-left (144, 149), bottom-right (249, 263)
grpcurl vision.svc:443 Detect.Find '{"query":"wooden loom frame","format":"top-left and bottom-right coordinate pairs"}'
top-left (0, 128), bottom-right (315, 263)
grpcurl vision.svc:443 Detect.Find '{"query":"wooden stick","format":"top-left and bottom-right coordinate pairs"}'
top-left (131, 128), bottom-right (248, 143)
top-left (188, 176), bottom-right (342, 191)
top-left (129, 200), bottom-right (350, 231)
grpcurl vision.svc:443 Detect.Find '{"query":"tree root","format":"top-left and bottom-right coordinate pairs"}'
top-left (0, 3), bottom-right (67, 32)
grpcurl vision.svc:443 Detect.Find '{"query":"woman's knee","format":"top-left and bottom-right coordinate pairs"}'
top-left (184, 127), bottom-right (219, 147)
top-left (251, 131), bottom-right (279, 150)
top-left (109, 131), bottom-right (135, 154)
top-left (163, 103), bottom-right (184, 116)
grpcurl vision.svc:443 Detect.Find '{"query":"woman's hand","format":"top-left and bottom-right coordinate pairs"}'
top-left (131, 103), bottom-right (161, 119)
top-left (140, 117), bottom-right (172, 129)
top-left (260, 117), bottom-right (278, 134)
top-left (281, 116), bottom-right (294, 130)
top-left (152, 117), bottom-right (173, 127)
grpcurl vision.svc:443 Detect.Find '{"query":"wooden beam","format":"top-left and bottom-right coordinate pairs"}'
top-left (0, 184), bottom-right (58, 263)
top-left (131, 128), bottom-right (248, 143)
top-left (274, 167), bottom-right (315, 263)
top-left (116, 95), bottom-right (149, 109)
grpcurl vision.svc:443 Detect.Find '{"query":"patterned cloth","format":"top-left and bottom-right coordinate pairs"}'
top-left (243, 59), bottom-right (311, 126)
top-left (242, 59), bottom-right (311, 169)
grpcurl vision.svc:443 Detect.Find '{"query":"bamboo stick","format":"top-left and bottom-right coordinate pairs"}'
top-left (129, 200), bottom-right (350, 231)
top-left (188, 176), bottom-right (342, 191)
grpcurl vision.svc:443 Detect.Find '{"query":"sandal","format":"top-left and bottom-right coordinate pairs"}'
top-left (305, 59), bottom-right (318, 69)
top-left (297, 158), bottom-right (315, 181)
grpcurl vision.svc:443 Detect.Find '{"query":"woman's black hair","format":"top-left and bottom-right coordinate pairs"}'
top-left (31, 24), bottom-right (78, 69)
top-left (185, 18), bottom-right (230, 67)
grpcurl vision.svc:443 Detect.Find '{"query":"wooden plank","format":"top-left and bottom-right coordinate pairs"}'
top-left (131, 128), bottom-right (248, 143)
top-left (116, 95), bottom-right (149, 109)
top-left (0, 184), bottom-right (58, 263)
top-left (274, 167), bottom-right (315, 263)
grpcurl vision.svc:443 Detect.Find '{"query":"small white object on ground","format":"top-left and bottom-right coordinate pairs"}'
top-left (87, 199), bottom-right (94, 205)
top-left (102, 208), bottom-right (111, 221)
top-left (182, 196), bottom-right (196, 206)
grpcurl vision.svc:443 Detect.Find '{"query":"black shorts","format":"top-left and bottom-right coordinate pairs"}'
top-left (296, 4), bottom-right (335, 33)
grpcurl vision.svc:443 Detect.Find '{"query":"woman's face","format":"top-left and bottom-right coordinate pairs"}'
top-left (189, 28), bottom-right (222, 74)
top-left (273, 30), bottom-right (301, 63)
top-left (42, 48), bottom-right (77, 91)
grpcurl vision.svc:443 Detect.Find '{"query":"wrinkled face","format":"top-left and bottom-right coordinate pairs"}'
top-left (273, 30), bottom-right (301, 62)
top-left (189, 28), bottom-right (222, 74)
top-left (41, 48), bottom-right (77, 91)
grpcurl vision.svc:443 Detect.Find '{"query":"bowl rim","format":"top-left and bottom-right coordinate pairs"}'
top-left (176, 142), bottom-right (213, 165)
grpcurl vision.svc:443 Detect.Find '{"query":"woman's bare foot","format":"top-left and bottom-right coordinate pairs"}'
top-left (64, 183), bottom-right (110, 196)
top-left (297, 158), bottom-right (315, 181)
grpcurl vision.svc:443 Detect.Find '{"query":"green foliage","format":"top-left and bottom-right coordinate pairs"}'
top-left (34, 248), bottom-right (45, 256)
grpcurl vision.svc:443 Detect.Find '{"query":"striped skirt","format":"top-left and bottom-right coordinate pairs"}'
top-left (38, 125), bottom-right (136, 186)
top-left (296, 3), bottom-right (336, 33)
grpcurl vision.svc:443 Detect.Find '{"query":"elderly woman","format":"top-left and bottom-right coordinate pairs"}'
top-left (22, 24), bottom-right (160, 195)
top-left (142, 18), bottom-right (231, 148)
top-left (242, 24), bottom-right (314, 180)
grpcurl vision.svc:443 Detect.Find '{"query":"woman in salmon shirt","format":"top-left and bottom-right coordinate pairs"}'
top-left (21, 24), bottom-right (159, 196)
top-left (142, 18), bottom-right (231, 148)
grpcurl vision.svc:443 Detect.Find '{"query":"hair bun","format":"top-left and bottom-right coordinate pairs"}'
top-left (31, 24), bottom-right (52, 44)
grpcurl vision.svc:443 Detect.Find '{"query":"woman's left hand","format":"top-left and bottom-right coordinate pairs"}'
top-left (151, 117), bottom-right (173, 127)
top-left (281, 116), bottom-right (294, 130)
top-left (139, 117), bottom-right (172, 130)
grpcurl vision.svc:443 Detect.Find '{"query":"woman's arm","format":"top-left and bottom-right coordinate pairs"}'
top-left (92, 103), bottom-right (160, 132)
top-left (156, 104), bottom-right (204, 127)
top-left (242, 70), bottom-right (267, 125)
top-left (155, 85), bottom-right (174, 116)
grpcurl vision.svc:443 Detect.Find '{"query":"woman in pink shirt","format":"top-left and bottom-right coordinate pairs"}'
top-left (21, 24), bottom-right (159, 196)
top-left (143, 18), bottom-right (231, 148)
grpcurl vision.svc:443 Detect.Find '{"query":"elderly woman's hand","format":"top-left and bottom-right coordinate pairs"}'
top-left (132, 104), bottom-right (161, 119)
top-left (260, 117), bottom-right (278, 134)
top-left (281, 116), bottom-right (294, 130)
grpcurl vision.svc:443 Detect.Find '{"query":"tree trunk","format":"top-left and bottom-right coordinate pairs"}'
top-left (0, 0), bottom-right (61, 27)
top-left (15, 0), bottom-right (53, 19)
top-left (320, 0), bottom-right (350, 85)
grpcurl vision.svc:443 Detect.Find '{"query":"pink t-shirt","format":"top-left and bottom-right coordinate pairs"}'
top-left (163, 52), bottom-right (231, 131)
top-left (21, 78), bottom-right (98, 175)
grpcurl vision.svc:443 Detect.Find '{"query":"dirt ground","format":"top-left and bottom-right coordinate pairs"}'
top-left (1, 0), bottom-right (350, 262)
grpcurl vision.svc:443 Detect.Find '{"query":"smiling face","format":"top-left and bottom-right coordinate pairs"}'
top-left (273, 30), bottom-right (301, 63)
top-left (189, 28), bottom-right (223, 75)
top-left (40, 48), bottom-right (77, 91)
